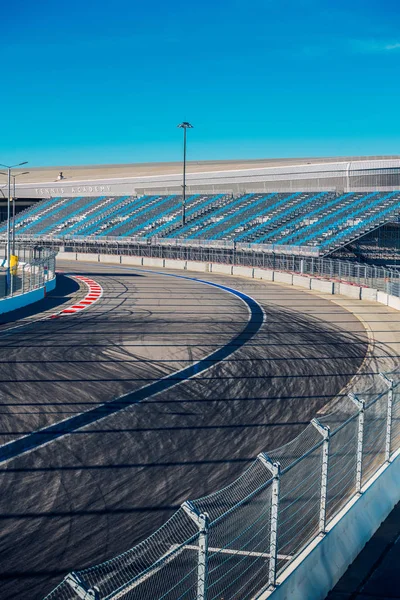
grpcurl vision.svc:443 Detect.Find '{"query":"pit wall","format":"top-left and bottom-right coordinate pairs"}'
top-left (57, 251), bottom-right (400, 598)
top-left (58, 251), bottom-right (398, 308)
top-left (0, 277), bottom-right (56, 315)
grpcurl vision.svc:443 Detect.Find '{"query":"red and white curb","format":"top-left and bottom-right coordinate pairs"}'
top-left (53, 275), bottom-right (103, 317)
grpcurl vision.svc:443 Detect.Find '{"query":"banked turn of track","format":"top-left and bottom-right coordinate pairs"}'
top-left (0, 261), bottom-right (369, 599)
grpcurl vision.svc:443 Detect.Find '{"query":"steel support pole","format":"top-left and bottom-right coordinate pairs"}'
top-left (182, 127), bottom-right (187, 226)
top-left (12, 176), bottom-right (16, 256)
top-left (65, 572), bottom-right (100, 600)
top-left (258, 453), bottom-right (281, 588)
top-left (182, 501), bottom-right (209, 600)
top-left (6, 168), bottom-right (11, 293)
top-left (349, 393), bottom-right (365, 493)
top-left (379, 373), bottom-right (395, 462)
top-left (311, 418), bottom-right (330, 533)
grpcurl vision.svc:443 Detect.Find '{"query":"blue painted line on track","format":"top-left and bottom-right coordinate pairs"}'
top-left (0, 269), bottom-right (265, 464)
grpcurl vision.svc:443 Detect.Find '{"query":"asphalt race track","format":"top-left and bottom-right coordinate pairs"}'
top-left (0, 262), bottom-right (369, 599)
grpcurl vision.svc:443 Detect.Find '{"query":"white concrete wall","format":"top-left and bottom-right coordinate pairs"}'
top-left (57, 251), bottom-right (77, 261)
top-left (254, 268), bottom-right (274, 281)
top-left (361, 287), bottom-right (378, 301)
top-left (377, 291), bottom-right (389, 306)
top-left (292, 274), bottom-right (312, 289)
top-left (210, 263), bottom-right (233, 275)
top-left (337, 282), bottom-right (361, 299)
top-left (311, 279), bottom-right (334, 294)
top-left (100, 254), bottom-right (121, 264)
top-left (388, 295), bottom-right (400, 311)
top-left (233, 265), bottom-right (254, 278)
top-left (144, 257), bottom-right (165, 268)
top-left (121, 255), bottom-right (143, 266)
top-left (77, 252), bottom-right (99, 262)
top-left (164, 259), bottom-right (186, 270)
top-left (186, 260), bottom-right (207, 273)
top-left (273, 272), bottom-right (293, 285)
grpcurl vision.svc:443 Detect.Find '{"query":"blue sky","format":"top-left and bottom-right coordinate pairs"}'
top-left (1, 0), bottom-right (400, 166)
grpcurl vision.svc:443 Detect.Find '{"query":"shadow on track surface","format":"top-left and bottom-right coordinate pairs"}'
top-left (0, 266), bottom-right (374, 599)
top-left (0, 275), bottom-right (80, 328)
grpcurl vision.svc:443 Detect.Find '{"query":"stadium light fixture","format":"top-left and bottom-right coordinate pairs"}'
top-left (0, 162), bottom-right (28, 292)
top-left (177, 122), bottom-right (193, 226)
top-left (11, 172), bottom-right (29, 255)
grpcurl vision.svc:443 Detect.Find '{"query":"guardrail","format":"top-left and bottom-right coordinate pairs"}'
top-left (44, 371), bottom-right (399, 600)
top-left (50, 239), bottom-right (400, 299)
top-left (0, 233), bottom-right (323, 257)
top-left (0, 245), bottom-right (57, 300)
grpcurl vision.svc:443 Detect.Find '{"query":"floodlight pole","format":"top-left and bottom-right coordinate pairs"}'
top-left (0, 162), bottom-right (28, 293)
top-left (11, 172), bottom-right (29, 255)
top-left (177, 122), bottom-right (193, 226)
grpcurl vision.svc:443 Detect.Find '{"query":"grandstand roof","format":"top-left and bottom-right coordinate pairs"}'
top-left (9, 156), bottom-right (400, 200)
top-left (11, 155), bottom-right (400, 185)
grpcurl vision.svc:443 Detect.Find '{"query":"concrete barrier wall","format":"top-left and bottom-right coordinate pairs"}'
top-left (77, 252), bottom-right (99, 262)
top-left (337, 282), bottom-right (362, 299)
top-left (121, 255), bottom-right (143, 266)
top-left (233, 265), bottom-right (254, 278)
top-left (253, 268), bottom-right (274, 281)
top-left (45, 278), bottom-right (57, 293)
top-left (145, 257), bottom-right (165, 268)
top-left (388, 295), bottom-right (400, 311)
top-left (361, 287), bottom-right (378, 301)
top-left (292, 274), bottom-right (312, 289)
top-left (311, 279), bottom-right (334, 294)
top-left (260, 450), bottom-right (400, 600)
top-left (186, 260), bottom-right (208, 273)
top-left (377, 291), bottom-right (389, 305)
top-left (164, 259), bottom-right (186, 270)
top-left (210, 263), bottom-right (233, 275)
top-left (57, 251), bottom-right (77, 261)
top-left (0, 275), bottom-right (57, 315)
top-left (273, 271), bottom-right (293, 285)
top-left (100, 254), bottom-right (121, 264)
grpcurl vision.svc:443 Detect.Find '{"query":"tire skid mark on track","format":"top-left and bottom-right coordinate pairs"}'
top-left (0, 275), bottom-right (265, 465)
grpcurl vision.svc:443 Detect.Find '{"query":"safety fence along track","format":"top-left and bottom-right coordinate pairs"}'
top-left (44, 372), bottom-right (400, 600)
top-left (34, 238), bottom-right (400, 299)
top-left (0, 245), bottom-right (56, 299)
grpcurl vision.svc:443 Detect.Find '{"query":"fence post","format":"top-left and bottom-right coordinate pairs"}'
top-left (258, 453), bottom-right (281, 588)
top-left (311, 418), bottom-right (330, 534)
top-left (182, 501), bottom-right (209, 600)
top-left (65, 571), bottom-right (100, 599)
top-left (349, 393), bottom-right (365, 493)
top-left (379, 373), bottom-right (395, 462)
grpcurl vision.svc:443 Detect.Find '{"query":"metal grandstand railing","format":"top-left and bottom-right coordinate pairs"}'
top-left (40, 237), bottom-right (400, 298)
top-left (44, 372), bottom-right (400, 600)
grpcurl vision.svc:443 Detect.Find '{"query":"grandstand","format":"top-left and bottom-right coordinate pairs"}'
top-left (3, 188), bottom-right (400, 258)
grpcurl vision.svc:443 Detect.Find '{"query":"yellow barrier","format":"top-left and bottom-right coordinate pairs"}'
top-left (10, 255), bottom-right (18, 276)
